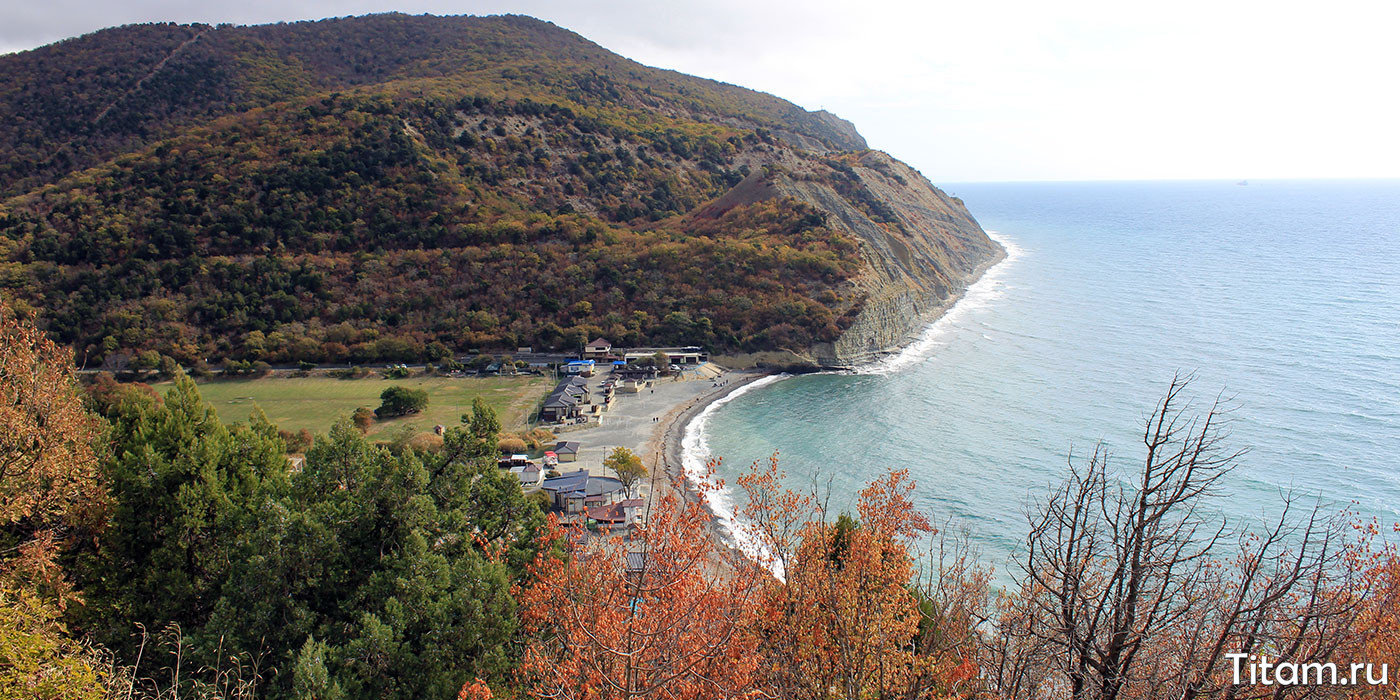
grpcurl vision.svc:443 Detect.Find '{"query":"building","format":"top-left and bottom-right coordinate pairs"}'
top-left (540, 377), bottom-right (592, 423)
top-left (553, 441), bottom-right (581, 462)
top-left (497, 455), bottom-right (543, 488)
top-left (583, 338), bottom-right (613, 360)
top-left (621, 346), bottom-right (708, 365)
top-left (540, 390), bottom-right (582, 422)
top-left (564, 359), bottom-right (596, 377)
top-left (614, 366), bottom-right (660, 381)
top-left (587, 498), bottom-right (645, 527)
top-left (513, 462), bottom-right (544, 488)
top-left (540, 469), bottom-right (627, 513)
top-left (617, 379), bottom-right (650, 394)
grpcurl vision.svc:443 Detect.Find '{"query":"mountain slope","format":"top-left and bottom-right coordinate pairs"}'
top-left (0, 13), bottom-right (999, 368)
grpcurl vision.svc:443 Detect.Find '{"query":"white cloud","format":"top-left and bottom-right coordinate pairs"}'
top-left (3, 0), bottom-right (1398, 180)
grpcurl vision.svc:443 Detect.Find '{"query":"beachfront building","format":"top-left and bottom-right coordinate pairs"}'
top-left (497, 454), bottom-right (544, 489)
top-left (621, 346), bottom-right (708, 365)
top-left (540, 469), bottom-right (627, 513)
top-left (540, 390), bottom-right (581, 422)
top-left (512, 462), bottom-right (544, 488)
top-left (614, 366), bottom-right (660, 381)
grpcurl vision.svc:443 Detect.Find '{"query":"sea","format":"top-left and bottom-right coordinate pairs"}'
top-left (685, 179), bottom-right (1400, 575)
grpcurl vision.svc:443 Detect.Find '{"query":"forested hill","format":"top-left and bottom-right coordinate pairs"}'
top-left (0, 13), bottom-right (999, 367)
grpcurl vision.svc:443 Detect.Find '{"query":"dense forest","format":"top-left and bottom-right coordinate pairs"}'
top-left (0, 14), bottom-right (917, 366)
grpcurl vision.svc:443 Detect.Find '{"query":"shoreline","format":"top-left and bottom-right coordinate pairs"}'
top-left (644, 370), bottom-right (773, 543)
top-left (849, 239), bottom-right (1009, 372)
top-left (649, 234), bottom-right (1012, 546)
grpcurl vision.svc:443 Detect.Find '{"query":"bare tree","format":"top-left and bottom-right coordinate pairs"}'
top-left (989, 374), bottom-right (1365, 700)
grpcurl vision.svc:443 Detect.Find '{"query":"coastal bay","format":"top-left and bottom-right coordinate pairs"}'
top-left (694, 180), bottom-right (1400, 569)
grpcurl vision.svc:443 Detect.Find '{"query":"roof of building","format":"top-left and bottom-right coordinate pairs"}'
top-left (540, 467), bottom-right (624, 499)
top-left (542, 392), bottom-right (579, 409)
top-left (541, 469), bottom-right (589, 494)
top-left (554, 441), bottom-right (581, 454)
top-left (588, 502), bottom-right (630, 522)
top-left (586, 338), bottom-right (611, 349)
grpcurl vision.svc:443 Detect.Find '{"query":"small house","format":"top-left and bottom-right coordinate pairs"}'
top-left (564, 360), bottom-right (596, 377)
top-left (615, 366), bottom-right (660, 381)
top-left (553, 441), bottom-right (581, 462)
top-left (583, 338), bottom-right (613, 360)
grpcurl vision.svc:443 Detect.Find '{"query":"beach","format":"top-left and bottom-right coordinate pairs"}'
top-left (546, 368), bottom-right (771, 507)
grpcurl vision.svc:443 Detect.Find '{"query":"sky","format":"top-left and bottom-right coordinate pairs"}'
top-left (4, 0), bottom-right (1399, 182)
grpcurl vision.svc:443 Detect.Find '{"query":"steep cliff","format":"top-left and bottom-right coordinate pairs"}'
top-left (687, 149), bottom-right (1001, 367)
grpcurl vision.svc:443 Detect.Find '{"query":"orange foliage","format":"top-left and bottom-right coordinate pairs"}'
top-left (515, 458), bottom-right (1021, 699)
top-left (744, 467), bottom-right (977, 700)
top-left (515, 474), bottom-right (767, 700)
top-left (458, 677), bottom-right (494, 700)
top-left (0, 303), bottom-right (107, 604)
top-left (1335, 520), bottom-right (1400, 698)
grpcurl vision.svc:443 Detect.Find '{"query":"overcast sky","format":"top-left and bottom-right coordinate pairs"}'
top-left (4, 0), bottom-right (1398, 182)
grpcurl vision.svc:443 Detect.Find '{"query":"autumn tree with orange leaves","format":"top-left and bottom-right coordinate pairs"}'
top-left (739, 459), bottom-right (985, 700)
top-left (0, 302), bottom-right (107, 603)
top-left (515, 474), bottom-right (768, 700)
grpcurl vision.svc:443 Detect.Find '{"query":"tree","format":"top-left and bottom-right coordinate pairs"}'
top-left (0, 585), bottom-right (107, 700)
top-left (603, 447), bottom-right (647, 496)
top-left (77, 374), bottom-right (291, 659)
top-left (0, 303), bottom-right (106, 604)
top-left (375, 386), bottom-right (428, 417)
top-left (516, 477), bottom-right (767, 700)
top-left (987, 374), bottom-right (1366, 700)
top-left (739, 463), bottom-right (981, 700)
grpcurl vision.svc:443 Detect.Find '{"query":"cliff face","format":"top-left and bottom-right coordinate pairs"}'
top-left (776, 153), bottom-right (1001, 366)
top-left (692, 147), bottom-right (1002, 367)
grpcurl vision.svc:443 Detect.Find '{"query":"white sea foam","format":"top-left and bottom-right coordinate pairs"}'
top-left (854, 230), bottom-right (1023, 376)
top-left (680, 373), bottom-right (790, 575)
top-left (681, 232), bottom-right (1022, 576)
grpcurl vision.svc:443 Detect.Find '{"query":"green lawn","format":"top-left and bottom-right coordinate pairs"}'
top-left (171, 374), bottom-right (553, 437)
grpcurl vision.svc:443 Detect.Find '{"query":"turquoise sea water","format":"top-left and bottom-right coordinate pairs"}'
top-left (689, 180), bottom-right (1400, 570)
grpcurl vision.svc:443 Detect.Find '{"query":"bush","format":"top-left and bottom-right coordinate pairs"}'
top-left (298, 360), bottom-right (317, 371)
top-left (352, 406), bottom-right (374, 433)
top-left (279, 428), bottom-right (314, 453)
top-left (407, 431), bottom-right (445, 453)
top-left (383, 364), bottom-right (410, 379)
top-left (498, 436), bottom-right (528, 454)
top-left (524, 428), bottom-right (556, 451)
top-left (375, 386), bottom-right (428, 417)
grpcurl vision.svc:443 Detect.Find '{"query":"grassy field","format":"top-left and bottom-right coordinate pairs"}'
top-left (169, 374), bottom-right (553, 438)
